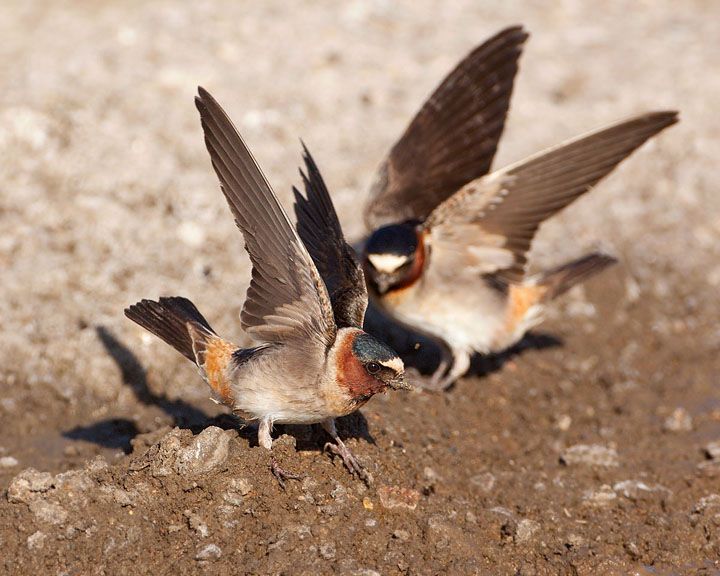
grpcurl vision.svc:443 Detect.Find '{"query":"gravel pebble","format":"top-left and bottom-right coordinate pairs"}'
top-left (704, 440), bottom-right (720, 460)
top-left (561, 444), bottom-right (619, 468)
top-left (0, 456), bottom-right (18, 468)
top-left (7, 469), bottom-right (54, 503)
top-left (663, 407), bottom-right (692, 432)
top-left (583, 485), bottom-right (618, 507)
top-left (613, 480), bottom-right (672, 502)
top-left (29, 500), bottom-right (68, 525)
top-left (195, 543), bottom-right (222, 561)
top-left (27, 531), bottom-right (47, 550)
top-left (319, 541), bottom-right (336, 560)
top-left (697, 460), bottom-right (720, 478)
top-left (377, 485), bottom-right (420, 510)
top-left (470, 472), bottom-right (496, 492)
top-left (515, 519), bottom-right (541, 543)
top-left (174, 427), bottom-right (231, 475)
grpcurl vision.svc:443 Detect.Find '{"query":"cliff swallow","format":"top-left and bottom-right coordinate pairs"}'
top-left (361, 27), bottom-right (678, 390)
top-left (126, 88), bottom-right (407, 481)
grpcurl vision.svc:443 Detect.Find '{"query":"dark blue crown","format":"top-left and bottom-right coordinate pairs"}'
top-left (365, 224), bottom-right (417, 258)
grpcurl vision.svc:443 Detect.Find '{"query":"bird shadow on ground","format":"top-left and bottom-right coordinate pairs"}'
top-left (63, 326), bottom-right (373, 454)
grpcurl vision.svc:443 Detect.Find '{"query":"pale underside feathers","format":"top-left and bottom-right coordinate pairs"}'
top-left (293, 143), bottom-right (368, 329)
top-left (426, 111), bottom-right (679, 284)
top-left (195, 87), bottom-right (336, 349)
top-left (364, 25), bottom-right (529, 229)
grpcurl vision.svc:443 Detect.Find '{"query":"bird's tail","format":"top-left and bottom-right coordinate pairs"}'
top-left (125, 296), bottom-right (244, 405)
top-left (537, 252), bottom-right (617, 300)
top-left (124, 296), bottom-right (218, 363)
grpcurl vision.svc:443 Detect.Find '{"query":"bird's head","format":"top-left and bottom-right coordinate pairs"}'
top-left (335, 330), bottom-right (410, 407)
top-left (363, 223), bottom-right (425, 295)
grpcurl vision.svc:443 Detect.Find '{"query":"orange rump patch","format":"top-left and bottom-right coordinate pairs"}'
top-left (203, 337), bottom-right (238, 407)
top-left (507, 284), bottom-right (548, 331)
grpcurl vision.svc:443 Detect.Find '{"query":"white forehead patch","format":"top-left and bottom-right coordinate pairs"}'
top-left (379, 357), bottom-right (404, 373)
top-left (367, 253), bottom-right (409, 274)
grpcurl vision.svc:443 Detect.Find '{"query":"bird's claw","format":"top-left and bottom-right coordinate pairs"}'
top-left (324, 441), bottom-right (372, 485)
top-left (270, 457), bottom-right (302, 490)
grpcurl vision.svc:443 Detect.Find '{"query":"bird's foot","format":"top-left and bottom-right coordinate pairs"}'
top-left (324, 441), bottom-right (372, 486)
top-left (270, 457), bottom-right (303, 490)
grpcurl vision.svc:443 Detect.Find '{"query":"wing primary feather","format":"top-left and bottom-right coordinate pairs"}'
top-left (364, 25), bottom-right (529, 228)
top-left (195, 87), bottom-right (336, 347)
top-left (293, 143), bottom-right (368, 328)
top-left (427, 110), bottom-right (678, 284)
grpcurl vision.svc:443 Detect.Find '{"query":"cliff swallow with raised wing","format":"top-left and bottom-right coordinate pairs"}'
top-left (125, 88), bottom-right (408, 481)
top-left (361, 27), bottom-right (678, 389)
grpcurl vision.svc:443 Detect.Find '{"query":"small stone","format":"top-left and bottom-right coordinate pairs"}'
top-left (423, 467), bottom-right (439, 483)
top-left (393, 529), bottom-right (410, 541)
top-left (100, 486), bottom-right (136, 507)
top-left (185, 510), bottom-right (209, 538)
top-left (704, 440), bottom-right (720, 460)
top-left (54, 469), bottom-right (94, 494)
top-left (8, 469), bottom-right (54, 503)
top-left (515, 519), bottom-right (541, 543)
top-left (222, 477), bottom-right (253, 506)
top-left (27, 531), bottom-right (46, 550)
top-left (319, 541), bottom-right (336, 560)
top-left (174, 427), bottom-right (231, 475)
top-left (698, 460), bottom-right (720, 478)
top-left (625, 541), bottom-right (642, 559)
top-left (694, 494), bottom-right (720, 513)
top-left (331, 483), bottom-right (348, 504)
top-left (663, 407), bottom-right (692, 432)
top-left (470, 472), bottom-right (495, 492)
top-left (362, 497), bottom-right (373, 511)
top-left (377, 485), bottom-right (420, 510)
top-left (560, 444), bottom-right (619, 468)
top-left (583, 485), bottom-right (617, 507)
top-left (29, 500), bottom-right (68, 525)
top-left (613, 480), bottom-right (672, 503)
top-left (566, 534), bottom-right (586, 549)
top-left (0, 456), bottom-right (18, 468)
top-left (555, 415), bottom-right (572, 432)
top-left (196, 543), bottom-right (222, 561)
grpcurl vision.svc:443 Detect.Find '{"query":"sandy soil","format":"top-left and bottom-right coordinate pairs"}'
top-left (1, 1), bottom-right (719, 574)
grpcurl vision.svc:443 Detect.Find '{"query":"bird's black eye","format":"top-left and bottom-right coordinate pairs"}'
top-left (366, 361), bottom-right (381, 375)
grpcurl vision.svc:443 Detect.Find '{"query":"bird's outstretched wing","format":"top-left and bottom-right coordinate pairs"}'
top-left (293, 143), bottom-right (368, 328)
top-left (426, 111), bottom-right (679, 284)
top-left (195, 87), bottom-right (336, 348)
top-left (364, 26), bottom-right (528, 229)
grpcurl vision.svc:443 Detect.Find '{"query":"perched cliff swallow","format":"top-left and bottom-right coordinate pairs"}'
top-left (362, 27), bottom-right (678, 390)
top-left (126, 88), bottom-right (407, 481)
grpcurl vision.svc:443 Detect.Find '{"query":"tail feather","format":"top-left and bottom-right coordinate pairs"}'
top-left (538, 252), bottom-right (617, 300)
top-left (124, 296), bottom-right (216, 363)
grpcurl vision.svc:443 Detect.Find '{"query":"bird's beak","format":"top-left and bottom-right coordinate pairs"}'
top-left (388, 375), bottom-right (413, 391)
top-left (374, 274), bottom-right (392, 295)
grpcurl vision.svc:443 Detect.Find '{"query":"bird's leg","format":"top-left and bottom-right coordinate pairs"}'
top-left (435, 349), bottom-right (470, 390)
top-left (421, 345), bottom-right (454, 391)
top-left (259, 418), bottom-right (301, 489)
top-left (321, 419), bottom-right (371, 485)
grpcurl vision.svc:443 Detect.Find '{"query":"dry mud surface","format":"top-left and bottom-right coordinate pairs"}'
top-left (2, 1), bottom-right (719, 574)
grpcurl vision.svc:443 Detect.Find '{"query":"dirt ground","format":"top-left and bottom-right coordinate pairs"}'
top-left (2, 1), bottom-right (719, 574)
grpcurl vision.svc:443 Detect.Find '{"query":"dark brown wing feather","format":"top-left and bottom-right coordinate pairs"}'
top-left (364, 25), bottom-right (528, 229)
top-left (195, 87), bottom-right (336, 348)
top-left (428, 111), bottom-right (679, 283)
top-left (293, 143), bottom-right (368, 328)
